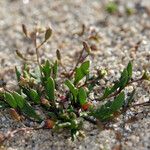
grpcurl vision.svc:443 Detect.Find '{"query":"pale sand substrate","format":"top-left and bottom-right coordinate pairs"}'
top-left (0, 0), bottom-right (149, 150)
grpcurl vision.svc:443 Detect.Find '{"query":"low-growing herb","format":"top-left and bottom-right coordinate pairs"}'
top-left (0, 25), bottom-right (149, 141)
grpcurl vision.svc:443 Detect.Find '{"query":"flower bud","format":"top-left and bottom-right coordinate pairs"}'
top-left (41, 98), bottom-right (50, 106)
top-left (19, 76), bottom-right (29, 86)
top-left (97, 69), bottom-right (107, 79)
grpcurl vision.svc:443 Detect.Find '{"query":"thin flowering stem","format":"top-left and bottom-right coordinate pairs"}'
top-left (96, 78), bottom-right (143, 101)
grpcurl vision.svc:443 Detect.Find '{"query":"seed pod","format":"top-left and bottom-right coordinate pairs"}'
top-left (30, 32), bottom-right (36, 47)
top-left (83, 41), bottom-right (91, 54)
top-left (56, 49), bottom-right (61, 61)
top-left (45, 27), bottom-right (52, 41)
top-left (22, 24), bottom-right (28, 37)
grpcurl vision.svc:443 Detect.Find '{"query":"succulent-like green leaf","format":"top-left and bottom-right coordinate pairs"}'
top-left (15, 66), bottom-right (21, 81)
top-left (78, 88), bottom-right (87, 105)
top-left (12, 92), bottom-right (25, 109)
top-left (91, 101), bottom-right (112, 121)
top-left (29, 89), bottom-right (40, 104)
top-left (22, 102), bottom-right (42, 121)
top-left (127, 61), bottom-right (132, 81)
top-left (101, 87), bottom-right (112, 100)
top-left (65, 79), bottom-right (78, 102)
top-left (23, 70), bottom-right (30, 79)
top-left (100, 64), bottom-right (131, 100)
top-left (30, 66), bottom-right (41, 83)
top-left (119, 68), bottom-right (128, 89)
top-left (4, 92), bottom-right (17, 108)
top-left (41, 60), bottom-right (51, 78)
top-left (74, 61), bottom-right (90, 85)
top-left (52, 60), bottom-right (58, 80)
top-left (92, 92), bottom-right (125, 121)
top-left (45, 77), bottom-right (55, 102)
top-left (109, 92), bottom-right (125, 113)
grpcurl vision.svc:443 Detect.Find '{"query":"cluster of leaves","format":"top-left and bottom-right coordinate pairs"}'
top-left (0, 25), bottom-right (149, 140)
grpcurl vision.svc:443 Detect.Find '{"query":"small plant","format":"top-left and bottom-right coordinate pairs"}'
top-left (0, 25), bottom-right (149, 141)
top-left (106, 1), bottom-right (118, 14)
top-left (126, 7), bottom-right (135, 15)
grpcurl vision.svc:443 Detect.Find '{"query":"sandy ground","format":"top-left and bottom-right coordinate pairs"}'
top-left (0, 0), bottom-right (150, 150)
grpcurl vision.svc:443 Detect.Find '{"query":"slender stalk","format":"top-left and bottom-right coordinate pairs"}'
top-left (34, 34), bottom-right (40, 67)
top-left (97, 78), bottom-right (143, 101)
top-left (78, 77), bottom-right (99, 88)
top-left (131, 101), bottom-right (150, 107)
top-left (68, 49), bottom-right (84, 78)
top-left (36, 40), bottom-right (46, 50)
top-left (34, 36), bottom-right (46, 76)
top-left (82, 116), bottom-right (97, 124)
top-left (60, 61), bottom-right (68, 74)
top-left (0, 126), bottom-right (44, 143)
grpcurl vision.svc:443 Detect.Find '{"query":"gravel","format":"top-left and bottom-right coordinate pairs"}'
top-left (0, 0), bottom-right (150, 150)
